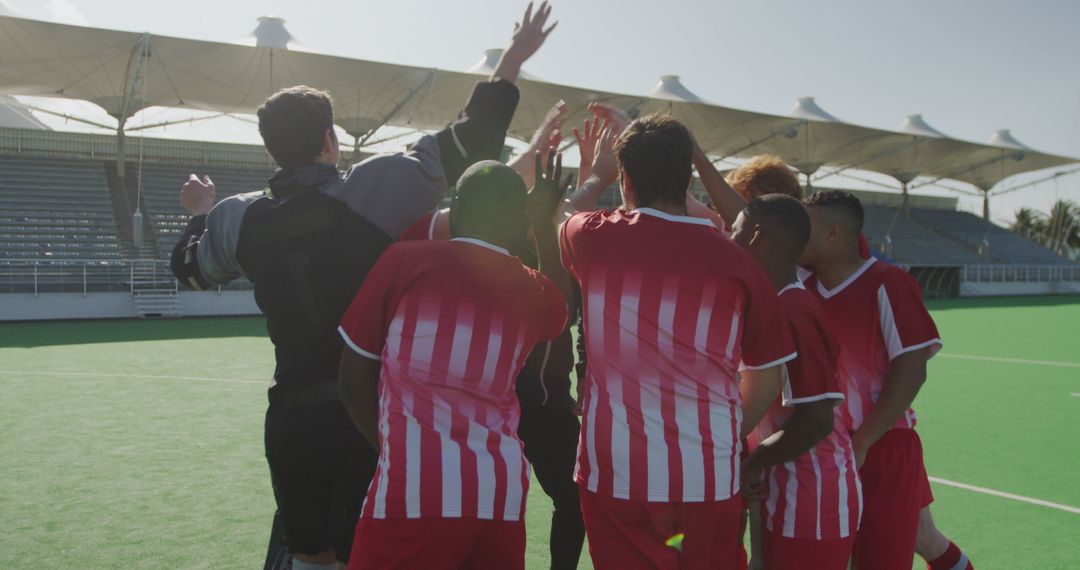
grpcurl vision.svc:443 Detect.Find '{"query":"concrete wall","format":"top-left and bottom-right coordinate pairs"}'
top-left (0, 291), bottom-right (260, 321)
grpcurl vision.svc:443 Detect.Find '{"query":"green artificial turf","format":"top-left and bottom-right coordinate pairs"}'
top-left (1, 297), bottom-right (1078, 569)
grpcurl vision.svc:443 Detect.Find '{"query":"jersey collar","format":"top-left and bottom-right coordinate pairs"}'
top-left (777, 281), bottom-right (806, 296)
top-left (451, 237), bottom-right (511, 256)
top-left (635, 207), bottom-right (717, 228)
top-left (816, 257), bottom-right (877, 299)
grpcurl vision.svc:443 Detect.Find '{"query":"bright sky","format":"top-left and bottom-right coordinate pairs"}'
top-left (5, 0), bottom-right (1079, 224)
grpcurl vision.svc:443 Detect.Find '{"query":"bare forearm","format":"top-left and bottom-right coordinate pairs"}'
top-left (339, 353), bottom-right (382, 449)
top-left (535, 225), bottom-right (576, 323)
top-left (491, 49), bottom-right (526, 85)
top-left (853, 351), bottom-right (927, 451)
top-left (739, 367), bottom-right (783, 439)
top-left (566, 176), bottom-right (611, 214)
top-left (693, 144), bottom-right (744, 227)
top-left (509, 147), bottom-right (539, 187)
top-left (744, 403), bottom-right (834, 473)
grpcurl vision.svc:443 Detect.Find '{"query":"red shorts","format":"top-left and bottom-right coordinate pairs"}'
top-left (580, 488), bottom-right (742, 570)
top-left (347, 516), bottom-right (525, 570)
top-left (853, 429), bottom-right (933, 570)
top-left (762, 529), bottom-right (854, 570)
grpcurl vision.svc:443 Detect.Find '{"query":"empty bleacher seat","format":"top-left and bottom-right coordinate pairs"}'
top-left (0, 155), bottom-right (122, 259)
top-left (911, 208), bottom-right (1071, 265)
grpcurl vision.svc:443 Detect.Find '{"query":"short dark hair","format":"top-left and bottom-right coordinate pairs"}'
top-left (614, 114), bottom-right (693, 207)
top-left (257, 86), bottom-right (334, 169)
top-left (449, 160), bottom-right (528, 243)
top-left (743, 194), bottom-right (811, 262)
top-left (804, 190), bottom-right (864, 236)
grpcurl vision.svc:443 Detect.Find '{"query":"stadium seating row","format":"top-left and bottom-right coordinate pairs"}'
top-left (0, 154), bottom-right (1074, 266)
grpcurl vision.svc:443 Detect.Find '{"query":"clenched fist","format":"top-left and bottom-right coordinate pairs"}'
top-left (180, 173), bottom-right (215, 217)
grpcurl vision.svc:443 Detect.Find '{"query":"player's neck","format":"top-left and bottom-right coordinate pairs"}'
top-left (814, 250), bottom-right (867, 290)
top-left (763, 261), bottom-right (800, 292)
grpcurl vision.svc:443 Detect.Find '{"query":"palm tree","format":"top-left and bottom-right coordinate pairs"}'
top-left (1011, 207), bottom-right (1047, 241)
top-left (1013, 201), bottom-right (1080, 258)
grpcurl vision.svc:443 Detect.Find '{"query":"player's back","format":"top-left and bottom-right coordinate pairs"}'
top-left (562, 208), bottom-right (793, 503)
top-left (349, 238), bottom-right (566, 520)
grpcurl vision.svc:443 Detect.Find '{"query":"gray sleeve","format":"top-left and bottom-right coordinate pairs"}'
top-left (325, 134), bottom-right (448, 240)
top-left (194, 192), bottom-right (261, 285)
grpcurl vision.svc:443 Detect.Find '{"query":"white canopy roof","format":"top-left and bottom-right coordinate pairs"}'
top-left (0, 13), bottom-right (1074, 190)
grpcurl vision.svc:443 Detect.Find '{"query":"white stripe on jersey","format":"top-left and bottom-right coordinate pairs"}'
top-left (373, 381), bottom-right (391, 518)
top-left (725, 313), bottom-right (740, 360)
top-left (500, 434), bottom-right (526, 520)
top-left (611, 280), bottom-right (640, 499)
top-left (810, 448), bottom-right (823, 540)
top-left (877, 284), bottom-right (904, 361)
top-left (766, 466), bottom-right (781, 532)
top-left (466, 421), bottom-right (496, 517)
top-left (835, 446), bottom-right (851, 537)
top-left (403, 391), bottom-right (422, 518)
top-left (446, 306), bottom-right (474, 382)
top-left (433, 395), bottom-right (461, 518)
top-left (584, 272), bottom-right (607, 493)
top-left (478, 316), bottom-right (503, 393)
top-left (782, 462), bottom-right (798, 537)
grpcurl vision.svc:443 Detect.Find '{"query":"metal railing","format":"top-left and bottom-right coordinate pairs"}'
top-left (961, 264), bottom-right (1080, 283)
top-left (0, 259), bottom-right (254, 294)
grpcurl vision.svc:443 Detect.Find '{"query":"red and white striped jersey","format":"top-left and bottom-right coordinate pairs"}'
top-left (805, 258), bottom-right (942, 432)
top-left (561, 208), bottom-right (796, 503)
top-left (338, 238), bottom-right (567, 520)
top-left (748, 282), bottom-right (862, 540)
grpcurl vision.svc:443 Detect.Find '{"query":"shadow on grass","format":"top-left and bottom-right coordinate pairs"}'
top-left (928, 295), bottom-right (1080, 312)
top-left (0, 316), bottom-right (267, 348)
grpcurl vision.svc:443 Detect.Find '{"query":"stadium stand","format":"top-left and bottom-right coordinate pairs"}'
top-left (138, 162), bottom-right (275, 257)
top-left (861, 203), bottom-right (987, 266)
top-left (0, 155), bottom-right (123, 259)
top-left (911, 207), bottom-right (1071, 265)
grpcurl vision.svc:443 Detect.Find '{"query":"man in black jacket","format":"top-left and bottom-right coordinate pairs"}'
top-left (170, 4), bottom-right (558, 567)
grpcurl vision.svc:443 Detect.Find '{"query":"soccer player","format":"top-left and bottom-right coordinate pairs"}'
top-left (170, 5), bottom-right (557, 568)
top-left (337, 157), bottom-right (573, 569)
top-left (731, 195), bottom-right (862, 569)
top-left (798, 190), bottom-right (942, 570)
top-left (561, 114), bottom-right (796, 569)
top-left (398, 100), bottom-right (589, 569)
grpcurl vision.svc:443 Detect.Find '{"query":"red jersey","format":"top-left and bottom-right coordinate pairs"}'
top-left (338, 238), bottom-right (568, 520)
top-left (561, 207), bottom-right (796, 503)
top-left (399, 210), bottom-right (442, 242)
top-left (748, 282), bottom-right (862, 540)
top-left (805, 258), bottom-right (942, 432)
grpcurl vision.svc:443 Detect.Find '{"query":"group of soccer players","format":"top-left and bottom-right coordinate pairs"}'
top-left (171, 2), bottom-right (977, 569)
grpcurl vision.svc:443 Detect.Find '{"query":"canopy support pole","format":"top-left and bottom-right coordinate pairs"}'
top-left (116, 33), bottom-right (152, 180)
top-left (900, 181), bottom-right (910, 216)
top-left (982, 191), bottom-right (990, 221)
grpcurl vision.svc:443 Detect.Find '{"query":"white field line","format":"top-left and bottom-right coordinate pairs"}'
top-left (1071, 393), bottom-right (1080, 397)
top-left (938, 353), bottom-right (1080, 368)
top-left (928, 477), bottom-right (1080, 515)
top-left (0, 370), bottom-right (268, 386)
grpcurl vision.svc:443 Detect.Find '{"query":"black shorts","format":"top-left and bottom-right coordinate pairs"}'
top-left (264, 395), bottom-right (377, 562)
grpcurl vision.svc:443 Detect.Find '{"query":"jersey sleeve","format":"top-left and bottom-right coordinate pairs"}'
top-left (534, 272), bottom-right (569, 341)
top-left (171, 193), bottom-right (258, 289)
top-left (877, 268), bottom-right (943, 361)
top-left (559, 211), bottom-right (589, 281)
top-left (782, 304), bottom-right (843, 406)
top-left (338, 247), bottom-right (404, 361)
top-left (740, 272), bottom-right (798, 371)
top-left (399, 211), bottom-right (437, 242)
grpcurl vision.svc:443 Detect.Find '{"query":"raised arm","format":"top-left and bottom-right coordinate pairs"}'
top-left (509, 99), bottom-right (567, 187)
top-left (492, 1), bottom-right (558, 85)
top-left (528, 152), bottom-right (577, 323)
top-left (171, 174), bottom-right (249, 289)
top-left (692, 139), bottom-right (745, 228)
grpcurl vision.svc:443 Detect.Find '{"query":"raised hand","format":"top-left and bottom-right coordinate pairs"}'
top-left (588, 101), bottom-right (632, 134)
top-left (493, 2), bottom-right (558, 84)
top-left (527, 151), bottom-right (574, 230)
top-left (180, 174), bottom-right (215, 216)
top-left (572, 116), bottom-right (604, 183)
top-left (589, 120), bottom-right (620, 188)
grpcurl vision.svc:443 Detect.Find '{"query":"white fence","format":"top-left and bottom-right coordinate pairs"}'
top-left (961, 264), bottom-right (1080, 283)
top-left (0, 259), bottom-right (253, 295)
